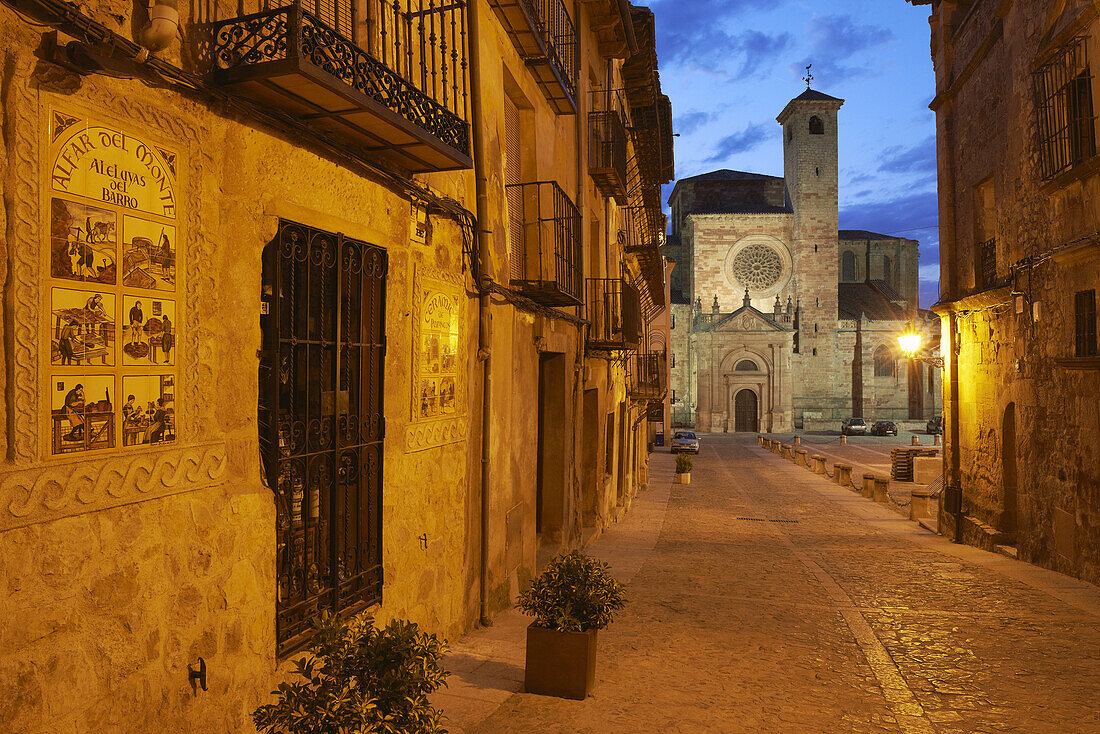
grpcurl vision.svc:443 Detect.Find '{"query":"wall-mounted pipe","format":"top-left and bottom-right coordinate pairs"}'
top-left (137, 0), bottom-right (178, 54)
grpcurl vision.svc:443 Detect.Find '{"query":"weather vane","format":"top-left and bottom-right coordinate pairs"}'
top-left (804, 63), bottom-right (814, 90)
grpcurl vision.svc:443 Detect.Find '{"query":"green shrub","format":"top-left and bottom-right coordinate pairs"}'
top-left (675, 454), bottom-right (693, 474)
top-left (253, 612), bottom-right (450, 734)
top-left (516, 550), bottom-right (626, 632)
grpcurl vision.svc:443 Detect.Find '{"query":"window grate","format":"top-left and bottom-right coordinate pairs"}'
top-left (259, 219), bottom-right (387, 657)
top-left (1035, 36), bottom-right (1097, 181)
top-left (978, 237), bottom-right (997, 290)
top-left (1076, 289), bottom-right (1098, 357)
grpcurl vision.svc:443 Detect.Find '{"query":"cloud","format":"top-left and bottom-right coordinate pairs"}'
top-left (732, 31), bottom-right (795, 79)
top-left (840, 189), bottom-right (938, 239)
top-left (790, 15), bottom-right (896, 85)
top-left (918, 264), bottom-right (940, 283)
top-left (878, 135), bottom-right (937, 174)
top-left (643, 0), bottom-right (791, 75)
top-left (705, 123), bottom-right (771, 162)
top-left (675, 111), bottom-right (711, 136)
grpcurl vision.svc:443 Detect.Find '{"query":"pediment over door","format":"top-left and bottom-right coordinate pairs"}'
top-left (711, 307), bottom-right (787, 333)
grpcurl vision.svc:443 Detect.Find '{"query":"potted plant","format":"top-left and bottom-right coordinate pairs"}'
top-left (253, 611), bottom-right (450, 734)
top-left (517, 550), bottom-right (626, 700)
top-left (675, 453), bottom-right (693, 484)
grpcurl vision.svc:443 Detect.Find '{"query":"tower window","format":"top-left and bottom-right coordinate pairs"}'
top-left (812, 348), bottom-right (817, 356)
top-left (809, 116), bottom-right (824, 135)
top-left (816, 167), bottom-right (820, 176)
top-left (787, 126), bottom-right (793, 142)
top-left (842, 251), bottom-right (856, 281)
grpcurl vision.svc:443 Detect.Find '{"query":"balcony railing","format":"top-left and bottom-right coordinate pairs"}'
top-left (629, 351), bottom-right (666, 400)
top-left (212, 1), bottom-right (472, 172)
top-left (623, 205), bottom-right (663, 253)
top-left (589, 89), bottom-right (628, 202)
top-left (489, 0), bottom-right (577, 113)
top-left (586, 278), bottom-right (642, 352)
top-left (507, 181), bottom-right (582, 306)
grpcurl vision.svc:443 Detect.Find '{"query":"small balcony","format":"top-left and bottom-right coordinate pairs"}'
top-left (628, 351), bottom-right (667, 400)
top-left (507, 181), bottom-right (582, 306)
top-left (622, 204), bottom-right (663, 253)
top-left (589, 90), bottom-right (628, 202)
top-left (489, 0), bottom-right (577, 113)
top-left (586, 277), bottom-right (642, 352)
top-left (212, 1), bottom-right (472, 173)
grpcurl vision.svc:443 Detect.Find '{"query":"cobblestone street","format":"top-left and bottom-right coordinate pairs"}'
top-left (440, 434), bottom-right (1100, 733)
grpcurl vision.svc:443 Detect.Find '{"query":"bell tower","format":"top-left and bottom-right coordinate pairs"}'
top-left (777, 83), bottom-right (845, 423)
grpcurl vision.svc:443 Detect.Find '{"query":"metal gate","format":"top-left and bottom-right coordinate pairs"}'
top-left (259, 219), bottom-right (387, 656)
top-left (734, 389), bottom-right (758, 433)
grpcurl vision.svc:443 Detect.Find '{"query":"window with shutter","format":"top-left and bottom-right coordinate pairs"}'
top-left (505, 98), bottom-right (524, 282)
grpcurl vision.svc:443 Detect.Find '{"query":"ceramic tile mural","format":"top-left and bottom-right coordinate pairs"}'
top-left (44, 108), bottom-right (181, 456)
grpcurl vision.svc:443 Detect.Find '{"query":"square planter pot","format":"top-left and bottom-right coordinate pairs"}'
top-left (675, 472), bottom-right (691, 484)
top-left (523, 623), bottom-right (598, 700)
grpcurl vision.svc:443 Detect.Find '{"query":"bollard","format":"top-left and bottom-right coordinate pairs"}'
top-left (862, 473), bottom-right (876, 499)
top-left (911, 435), bottom-right (920, 446)
top-left (934, 434), bottom-right (941, 446)
top-left (773, 441), bottom-right (782, 455)
top-left (794, 448), bottom-right (808, 467)
top-left (810, 454), bottom-right (827, 474)
top-left (834, 463), bottom-right (853, 486)
top-left (910, 486), bottom-right (933, 520)
top-left (781, 444), bottom-right (794, 460)
top-left (794, 435), bottom-right (802, 446)
top-left (873, 476), bottom-right (889, 504)
top-left (840, 435), bottom-right (847, 446)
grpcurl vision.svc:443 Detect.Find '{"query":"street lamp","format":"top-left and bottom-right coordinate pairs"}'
top-left (897, 320), bottom-right (943, 367)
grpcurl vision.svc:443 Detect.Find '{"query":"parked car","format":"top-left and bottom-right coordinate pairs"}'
top-left (927, 416), bottom-right (943, 435)
top-left (671, 431), bottom-right (699, 454)
top-left (870, 420), bottom-right (898, 436)
top-left (840, 418), bottom-right (868, 436)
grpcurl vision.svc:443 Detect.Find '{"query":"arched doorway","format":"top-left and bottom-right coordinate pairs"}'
top-left (734, 389), bottom-right (758, 432)
top-left (1002, 403), bottom-right (1018, 535)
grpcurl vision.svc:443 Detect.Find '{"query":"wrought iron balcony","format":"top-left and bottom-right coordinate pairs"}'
top-left (623, 204), bottom-right (663, 253)
top-left (589, 89), bottom-right (628, 202)
top-left (586, 277), bottom-right (642, 352)
top-left (630, 93), bottom-right (674, 185)
top-left (212, 1), bottom-right (472, 173)
top-left (628, 351), bottom-right (666, 400)
top-left (489, 0), bottom-right (577, 113)
top-left (507, 181), bottom-right (582, 306)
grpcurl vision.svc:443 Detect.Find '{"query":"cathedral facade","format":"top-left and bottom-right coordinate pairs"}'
top-left (666, 89), bottom-right (940, 433)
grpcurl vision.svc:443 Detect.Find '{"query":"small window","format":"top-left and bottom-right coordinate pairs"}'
top-left (672, 353), bottom-right (676, 368)
top-left (735, 359), bottom-right (758, 371)
top-left (671, 312), bottom-right (675, 329)
top-left (787, 126), bottom-right (793, 142)
top-left (884, 255), bottom-right (892, 287)
top-left (809, 116), bottom-right (824, 135)
top-left (873, 345), bottom-right (895, 377)
top-left (977, 239), bottom-right (997, 289)
top-left (842, 251), bottom-right (856, 281)
top-left (1035, 36), bottom-right (1097, 180)
top-left (1076, 289), bottom-right (1098, 357)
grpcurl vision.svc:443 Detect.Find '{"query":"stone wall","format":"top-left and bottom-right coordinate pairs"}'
top-left (924, 0), bottom-right (1100, 583)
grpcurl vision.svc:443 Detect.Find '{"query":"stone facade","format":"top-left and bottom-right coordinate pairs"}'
top-left (913, 0), bottom-right (1100, 584)
top-left (0, 0), bottom-right (672, 730)
top-left (666, 90), bottom-right (940, 432)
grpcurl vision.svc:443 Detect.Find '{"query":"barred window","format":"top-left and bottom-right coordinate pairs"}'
top-left (1036, 36), bottom-right (1097, 180)
top-left (1076, 289), bottom-right (1098, 357)
top-left (977, 238), bottom-right (997, 290)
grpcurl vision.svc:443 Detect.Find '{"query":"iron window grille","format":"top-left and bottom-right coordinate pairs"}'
top-left (1076, 289), bottom-right (1098, 357)
top-left (586, 277), bottom-right (642, 352)
top-left (628, 351), bottom-right (665, 400)
top-left (589, 89), bottom-right (629, 202)
top-left (259, 219), bottom-right (387, 657)
top-left (977, 237), bottom-right (998, 290)
top-left (1035, 36), bottom-right (1097, 181)
top-left (213, 0), bottom-right (471, 171)
top-left (506, 181), bottom-right (582, 306)
top-left (488, 0), bottom-right (577, 113)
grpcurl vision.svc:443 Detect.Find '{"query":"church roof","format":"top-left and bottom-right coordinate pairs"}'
top-left (838, 281), bottom-right (909, 321)
top-left (679, 169), bottom-right (783, 183)
top-left (839, 229), bottom-right (905, 241)
top-left (792, 88), bottom-right (843, 103)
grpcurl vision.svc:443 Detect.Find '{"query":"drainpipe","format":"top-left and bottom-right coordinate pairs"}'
top-left (468, 0), bottom-right (494, 627)
top-left (571, 0), bottom-right (587, 549)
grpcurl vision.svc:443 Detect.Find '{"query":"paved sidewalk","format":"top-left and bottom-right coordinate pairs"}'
top-left (436, 435), bottom-right (1100, 733)
top-left (427, 452), bottom-right (676, 732)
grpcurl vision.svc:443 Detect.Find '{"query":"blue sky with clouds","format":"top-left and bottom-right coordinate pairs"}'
top-left (638, 0), bottom-right (941, 306)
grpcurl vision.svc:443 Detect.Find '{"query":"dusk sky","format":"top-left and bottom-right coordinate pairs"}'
top-left (639, 0), bottom-right (941, 307)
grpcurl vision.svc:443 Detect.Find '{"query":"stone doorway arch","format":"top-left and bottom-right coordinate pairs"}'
top-left (734, 389), bottom-right (759, 432)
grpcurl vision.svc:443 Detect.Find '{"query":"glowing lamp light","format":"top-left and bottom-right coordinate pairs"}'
top-left (897, 321), bottom-right (922, 358)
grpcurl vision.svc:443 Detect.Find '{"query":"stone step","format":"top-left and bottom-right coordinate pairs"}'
top-left (995, 544), bottom-right (1019, 560)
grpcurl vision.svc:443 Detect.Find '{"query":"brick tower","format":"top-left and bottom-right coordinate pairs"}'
top-left (777, 88), bottom-right (845, 425)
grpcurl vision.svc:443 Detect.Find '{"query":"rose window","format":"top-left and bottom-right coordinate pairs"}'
top-left (732, 244), bottom-right (783, 291)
